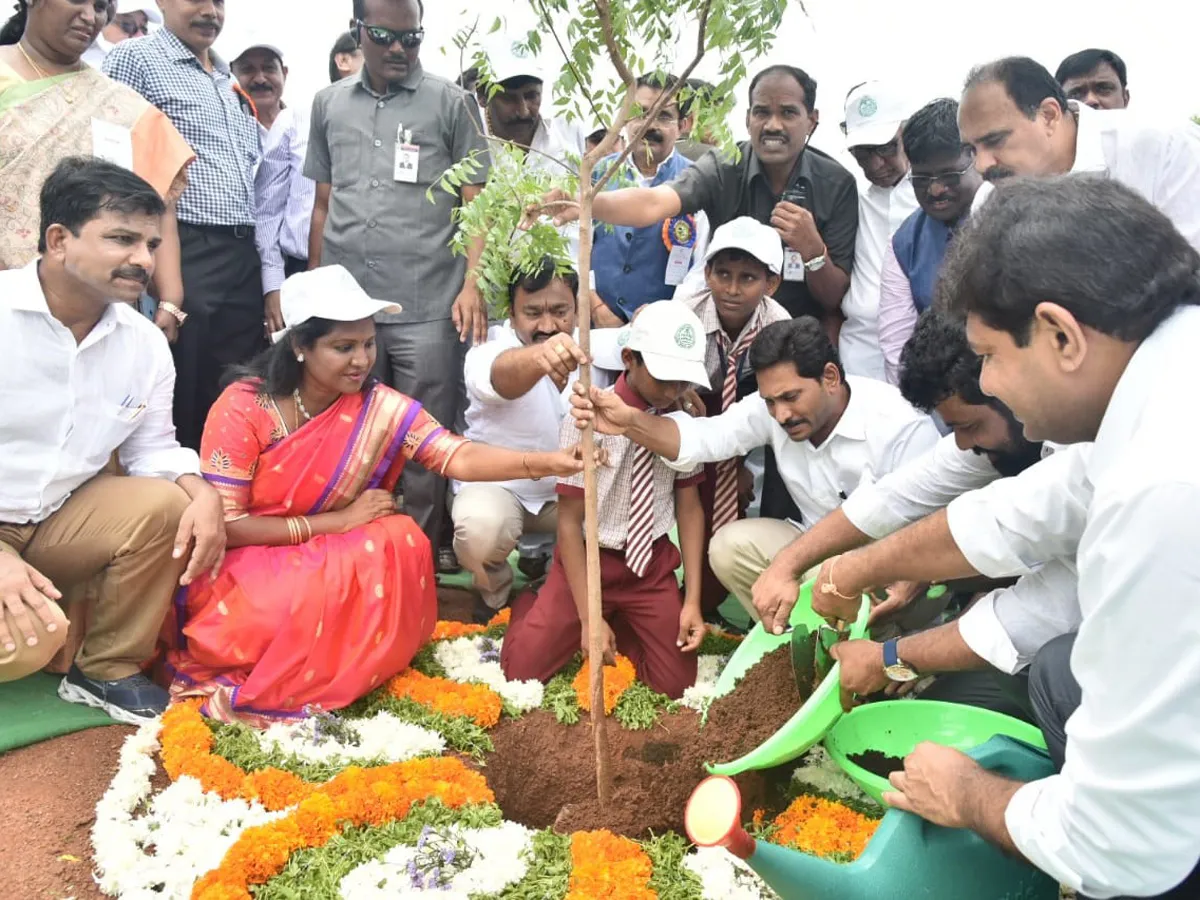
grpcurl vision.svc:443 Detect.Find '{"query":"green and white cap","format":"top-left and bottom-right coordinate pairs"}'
top-left (623, 300), bottom-right (711, 389)
top-left (843, 80), bottom-right (914, 148)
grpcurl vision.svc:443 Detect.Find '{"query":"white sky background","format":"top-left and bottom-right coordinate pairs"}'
top-left (219, 0), bottom-right (1200, 165)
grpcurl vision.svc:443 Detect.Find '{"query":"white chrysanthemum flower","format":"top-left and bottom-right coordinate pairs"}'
top-left (260, 711), bottom-right (445, 765)
top-left (433, 636), bottom-right (544, 713)
top-left (685, 846), bottom-right (780, 899)
top-left (791, 745), bottom-right (877, 806)
top-left (680, 654), bottom-right (726, 712)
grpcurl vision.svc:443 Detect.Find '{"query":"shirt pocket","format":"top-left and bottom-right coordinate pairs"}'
top-left (410, 128), bottom-right (453, 187)
top-left (330, 136), bottom-right (363, 188)
top-left (81, 399), bottom-right (144, 462)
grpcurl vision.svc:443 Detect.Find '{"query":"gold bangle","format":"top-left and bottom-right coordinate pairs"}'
top-left (299, 516), bottom-right (312, 543)
top-left (819, 558), bottom-right (860, 602)
top-left (286, 517), bottom-right (301, 546)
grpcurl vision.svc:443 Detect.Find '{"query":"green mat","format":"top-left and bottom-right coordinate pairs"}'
top-left (0, 672), bottom-right (116, 753)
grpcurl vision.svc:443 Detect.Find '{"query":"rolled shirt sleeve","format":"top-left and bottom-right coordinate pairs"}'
top-left (665, 394), bottom-right (775, 472)
top-left (118, 340), bottom-right (201, 482)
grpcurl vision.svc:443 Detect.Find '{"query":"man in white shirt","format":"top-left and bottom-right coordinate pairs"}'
top-left (961, 56), bottom-right (1200, 250)
top-left (231, 40), bottom-right (317, 335)
top-left (812, 176), bottom-right (1200, 900)
top-left (452, 260), bottom-right (619, 615)
top-left (82, 0), bottom-right (161, 69)
top-left (571, 316), bottom-right (938, 617)
top-left (0, 158), bottom-right (225, 723)
top-left (837, 81), bottom-right (920, 381)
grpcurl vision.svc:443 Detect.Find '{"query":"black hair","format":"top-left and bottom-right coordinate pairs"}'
top-left (748, 65), bottom-right (816, 113)
top-left (748, 317), bottom-right (844, 381)
top-left (936, 174), bottom-right (1200, 345)
top-left (226, 318), bottom-right (342, 395)
top-left (328, 31), bottom-right (359, 83)
top-left (456, 66), bottom-right (479, 90)
top-left (352, 0), bottom-right (424, 23)
top-left (1055, 48), bottom-right (1127, 88)
top-left (901, 98), bottom-right (965, 167)
top-left (508, 256), bottom-right (580, 308)
top-left (38, 157), bottom-right (165, 254)
top-left (705, 247), bottom-right (771, 278)
top-left (0, 0), bottom-right (24, 45)
top-left (680, 77), bottom-right (714, 119)
top-left (585, 127), bottom-right (609, 145)
top-left (635, 72), bottom-right (683, 120)
top-left (964, 56), bottom-right (1068, 119)
top-left (898, 309), bottom-right (990, 411)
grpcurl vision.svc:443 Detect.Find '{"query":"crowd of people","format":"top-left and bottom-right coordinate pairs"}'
top-left (0, 0), bottom-right (1198, 897)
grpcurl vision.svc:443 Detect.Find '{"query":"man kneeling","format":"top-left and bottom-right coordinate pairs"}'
top-left (0, 158), bottom-right (225, 722)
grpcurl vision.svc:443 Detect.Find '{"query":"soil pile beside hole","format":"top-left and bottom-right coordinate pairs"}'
top-left (703, 644), bottom-right (808, 758)
top-left (847, 750), bottom-right (904, 780)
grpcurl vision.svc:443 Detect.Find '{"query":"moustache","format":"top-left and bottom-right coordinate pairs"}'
top-left (983, 165), bottom-right (1016, 182)
top-left (249, 82), bottom-right (274, 93)
top-left (532, 331), bottom-right (562, 343)
top-left (383, 55), bottom-right (409, 66)
top-left (113, 266), bottom-right (149, 285)
top-left (191, 18), bottom-right (219, 29)
top-left (643, 129), bottom-right (665, 143)
top-left (782, 418), bottom-right (808, 431)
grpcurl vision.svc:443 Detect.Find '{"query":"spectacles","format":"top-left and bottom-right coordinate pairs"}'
top-left (849, 139), bottom-right (901, 164)
top-left (356, 20), bottom-right (424, 49)
top-left (117, 16), bottom-right (150, 37)
top-left (629, 108), bottom-right (680, 126)
top-left (910, 160), bottom-right (977, 191)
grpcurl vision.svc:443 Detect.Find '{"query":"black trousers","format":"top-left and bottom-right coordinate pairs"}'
top-left (1029, 634), bottom-right (1200, 899)
top-left (173, 223), bottom-right (266, 450)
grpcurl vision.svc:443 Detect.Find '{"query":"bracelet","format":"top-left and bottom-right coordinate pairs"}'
top-left (298, 516), bottom-right (312, 543)
top-left (158, 301), bottom-right (188, 325)
top-left (522, 452), bottom-right (541, 482)
top-left (819, 558), bottom-right (860, 602)
top-left (285, 517), bottom-right (299, 545)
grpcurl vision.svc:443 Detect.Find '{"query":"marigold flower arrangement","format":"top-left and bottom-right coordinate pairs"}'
top-left (431, 620), bottom-right (488, 641)
top-left (573, 654), bottom-right (638, 714)
top-left (385, 668), bottom-right (504, 728)
top-left (565, 830), bottom-right (657, 900)
top-left (764, 795), bottom-right (881, 862)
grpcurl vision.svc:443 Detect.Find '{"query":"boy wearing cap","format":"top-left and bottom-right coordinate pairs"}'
top-left (500, 300), bottom-right (711, 698)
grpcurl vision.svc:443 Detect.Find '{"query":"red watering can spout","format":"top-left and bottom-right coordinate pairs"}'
top-left (685, 776), bottom-right (757, 860)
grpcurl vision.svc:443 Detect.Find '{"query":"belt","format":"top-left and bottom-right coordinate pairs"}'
top-left (182, 222), bottom-right (256, 239)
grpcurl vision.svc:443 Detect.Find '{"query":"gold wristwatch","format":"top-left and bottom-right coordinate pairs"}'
top-left (158, 301), bottom-right (188, 325)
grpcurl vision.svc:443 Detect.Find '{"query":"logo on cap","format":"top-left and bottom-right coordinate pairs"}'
top-left (674, 324), bottom-right (697, 350)
top-left (857, 96), bottom-right (878, 118)
top-left (618, 329), bottom-right (631, 347)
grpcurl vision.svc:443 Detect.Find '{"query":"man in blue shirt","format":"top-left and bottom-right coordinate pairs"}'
top-left (590, 73), bottom-right (709, 326)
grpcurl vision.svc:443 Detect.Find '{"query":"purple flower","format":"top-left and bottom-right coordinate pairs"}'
top-left (442, 846), bottom-right (456, 865)
top-left (407, 858), bottom-right (420, 887)
top-left (417, 824), bottom-right (432, 850)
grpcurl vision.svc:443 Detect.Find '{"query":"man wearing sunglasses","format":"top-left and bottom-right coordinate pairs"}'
top-left (836, 81), bottom-right (919, 383)
top-left (82, 0), bottom-right (160, 69)
top-left (877, 98), bottom-right (983, 384)
top-left (305, 0), bottom-right (491, 555)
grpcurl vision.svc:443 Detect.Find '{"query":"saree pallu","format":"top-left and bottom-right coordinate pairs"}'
top-left (164, 382), bottom-right (465, 725)
top-left (0, 63), bottom-right (194, 269)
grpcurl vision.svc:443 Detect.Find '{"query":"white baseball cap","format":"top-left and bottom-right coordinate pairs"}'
top-left (118, 1), bottom-right (163, 25)
top-left (842, 81), bottom-right (913, 148)
top-left (621, 300), bottom-right (711, 388)
top-left (480, 38), bottom-right (545, 87)
top-left (704, 216), bottom-right (784, 275)
top-left (230, 40), bottom-right (286, 66)
top-left (272, 266), bottom-right (401, 344)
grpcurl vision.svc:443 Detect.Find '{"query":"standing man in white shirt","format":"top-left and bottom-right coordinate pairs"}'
top-left (571, 316), bottom-right (938, 617)
top-left (813, 176), bottom-right (1200, 900)
top-left (82, 0), bottom-right (160, 69)
top-left (231, 40), bottom-right (317, 335)
top-left (837, 81), bottom-right (919, 381)
top-left (960, 56), bottom-right (1200, 250)
top-left (0, 158), bottom-right (225, 722)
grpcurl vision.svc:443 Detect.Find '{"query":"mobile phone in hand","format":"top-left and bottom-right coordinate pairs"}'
top-left (780, 183), bottom-right (810, 210)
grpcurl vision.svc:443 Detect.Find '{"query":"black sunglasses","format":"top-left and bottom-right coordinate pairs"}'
top-left (910, 159), bottom-right (976, 191)
top-left (117, 17), bottom-right (151, 37)
top-left (356, 20), bottom-right (424, 49)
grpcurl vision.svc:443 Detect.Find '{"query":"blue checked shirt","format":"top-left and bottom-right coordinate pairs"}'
top-left (104, 28), bottom-right (259, 227)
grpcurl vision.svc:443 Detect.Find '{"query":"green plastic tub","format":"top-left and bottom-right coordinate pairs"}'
top-left (824, 699), bottom-right (1048, 803)
top-left (704, 580), bottom-right (871, 776)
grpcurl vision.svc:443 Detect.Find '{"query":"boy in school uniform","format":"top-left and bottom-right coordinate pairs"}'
top-left (500, 300), bottom-right (712, 699)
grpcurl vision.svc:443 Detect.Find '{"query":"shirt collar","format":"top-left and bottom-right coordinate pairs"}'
top-left (819, 379), bottom-right (867, 445)
top-left (694, 288), bottom-right (771, 346)
top-left (158, 27), bottom-right (230, 74)
top-left (356, 61), bottom-right (424, 98)
top-left (1069, 101), bottom-right (1108, 174)
top-left (7, 258), bottom-right (122, 333)
top-left (746, 142), bottom-right (815, 194)
top-left (623, 148), bottom-right (681, 181)
top-left (614, 372), bottom-right (652, 411)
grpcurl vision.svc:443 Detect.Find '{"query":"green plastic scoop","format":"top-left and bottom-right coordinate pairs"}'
top-left (704, 580), bottom-right (871, 776)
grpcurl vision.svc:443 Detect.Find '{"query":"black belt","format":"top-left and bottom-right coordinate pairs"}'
top-left (181, 222), bottom-right (256, 239)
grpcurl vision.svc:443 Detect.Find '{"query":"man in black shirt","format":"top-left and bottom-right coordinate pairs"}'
top-left (537, 65), bottom-right (859, 326)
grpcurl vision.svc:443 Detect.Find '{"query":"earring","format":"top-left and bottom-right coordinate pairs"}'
top-left (296, 354), bottom-right (305, 363)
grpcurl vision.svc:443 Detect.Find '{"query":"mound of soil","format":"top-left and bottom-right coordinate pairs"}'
top-left (486, 645), bottom-right (809, 838)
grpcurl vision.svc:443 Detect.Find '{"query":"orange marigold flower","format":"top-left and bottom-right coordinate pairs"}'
top-left (385, 669), bottom-right (502, 728)
top-left (192, 874), bottom-right (252, 900)
top-left (487, 607), bottom-right (511, 627)
top-left (430, 620), bottom-right (487, 641)
top-left (573, 655), bottom-right (637, 715)
top-left (243, 768), bottom-right (313, 811)
top-left (566, 830), bottom-right (656, 900)
top-left (770, 795), bottom-right (880, 862)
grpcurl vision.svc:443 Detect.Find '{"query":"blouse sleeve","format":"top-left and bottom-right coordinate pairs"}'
top-left (200, 384), bottom-right (271, 522)
top-left (404, 404), bottom-right (470, 476)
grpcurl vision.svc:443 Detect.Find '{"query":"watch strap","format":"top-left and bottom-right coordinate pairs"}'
top-left (882, 639), bottom-right (900, 668)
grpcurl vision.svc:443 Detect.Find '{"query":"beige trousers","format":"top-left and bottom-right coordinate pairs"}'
top-left (451, 484), bottom-right (558, 610)
top-left (0, 474), bottom-right (190, 681)
top-left (709, 518), bottom-right (819, 621)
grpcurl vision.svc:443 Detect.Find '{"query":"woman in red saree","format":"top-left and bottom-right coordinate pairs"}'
top-left (164, 266), bottom-right (593, 725)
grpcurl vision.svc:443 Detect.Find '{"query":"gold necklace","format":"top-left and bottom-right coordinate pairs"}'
top-left (17, 40), bottom-right (79, 81)
top-left (292, 388), bottom-right (313, 424)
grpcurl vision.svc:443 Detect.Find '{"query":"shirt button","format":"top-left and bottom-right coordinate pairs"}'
top-left (377, 101), bottom-right (385, 109)
top-left (624, 232), bottom-right (633, 241)
top-left (618, 296), bottom-right (626, 306)
top-left (368, 220), bottom-right (377, 228)
top-left (367, 260), bottom-right (377, 269)
top-left (371, 178), bottom-right (380, 188)
top-left (622, 264), bottom-right (633, 274)
top-left (374, 139), bottom-right (383, 148)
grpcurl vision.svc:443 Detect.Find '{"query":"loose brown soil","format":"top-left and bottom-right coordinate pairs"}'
top-left (847, 749), bottom-right (905, 780)
top-left (703, 644), bottom-right (807, 756)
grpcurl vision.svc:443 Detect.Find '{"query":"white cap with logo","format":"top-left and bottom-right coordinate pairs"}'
top-left (842, 81), bottom-right (914, 148)
top-left (272, 266), bottom-right (401, 344)
top-left (119, 1), bottom-right (163, 25)
top-left (480, 38), bottom-right (545, 87)
top-left (703, 216), bottom-right (784, 275)
top-left (620, 300), bottom-right (711, 389)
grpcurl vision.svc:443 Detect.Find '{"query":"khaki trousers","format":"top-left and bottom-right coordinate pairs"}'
top-left (0, 474), bottom-right (190, 681)
top-left (451, 484), bottom-right (557, 610)
top-left (709, 518), bottom-right (820, 621)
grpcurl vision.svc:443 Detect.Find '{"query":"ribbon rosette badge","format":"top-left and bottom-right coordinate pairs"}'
top-left (661, 214), bottom-right (698, 251)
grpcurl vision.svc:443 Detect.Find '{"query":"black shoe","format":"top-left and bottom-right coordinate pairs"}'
top-left (516, 554), bottom-right (549, 581)
top-left (437, 546), bottom-right (461, 575)
top-left (58, 666), bottom-right (169, 724)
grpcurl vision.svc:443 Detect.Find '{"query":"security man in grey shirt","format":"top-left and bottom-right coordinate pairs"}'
top-left (305, 0), bottom-right (490, 547)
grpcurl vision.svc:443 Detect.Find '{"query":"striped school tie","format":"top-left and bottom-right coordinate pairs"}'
top-left (625, 413), bottom-right (659, 577)
top-left (711, 323), bottom-right (762, 532)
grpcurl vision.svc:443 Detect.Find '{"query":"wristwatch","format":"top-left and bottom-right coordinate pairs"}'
top-left (882, 639), bottom-right (919, 683)
top-left (158, 301), bottom-right (188, 325)
top-left (804, 251), bottom-right (828, 273)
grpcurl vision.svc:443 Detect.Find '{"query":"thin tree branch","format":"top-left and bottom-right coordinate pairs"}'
top-left (531, 0), bottom-right (605, 126)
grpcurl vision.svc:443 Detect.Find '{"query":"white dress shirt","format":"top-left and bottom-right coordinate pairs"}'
top-left (947, 307), bottom-right (1200, 898)
top-left (0, 261), bottom-right (200, 525)
top-left (972, 102), bottom-right (1200, 251)
top-left (665, 375), bottom-right (938, 526)
top-left (838, 175), bottom-right (919, 381)
top-left (255, 105), bottom-right (317, 293)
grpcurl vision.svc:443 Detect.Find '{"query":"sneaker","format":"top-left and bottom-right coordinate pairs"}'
top-left (58, 666), bottom-right (169, 725)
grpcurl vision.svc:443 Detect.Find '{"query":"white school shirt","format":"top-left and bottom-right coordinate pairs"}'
top-left (946, 307), bottom-right (1200, 898)
top-left (664, 376), bottom-right (939, 527)
top-left (838, 175), bottom-right (918, 381)
top-left (454, 322), bottom-right (620, 513)
top-left (0, 260), bottom-right (200, 525)
top-left (971, 102), bottom-right (1200, 251)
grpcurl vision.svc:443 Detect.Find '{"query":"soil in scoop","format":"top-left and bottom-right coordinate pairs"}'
top-left (485, 645), bottom-right (808, 839)
top-left (847, 749), bottom-right (905, 780)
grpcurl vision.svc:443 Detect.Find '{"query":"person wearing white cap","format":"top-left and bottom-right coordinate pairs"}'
top-left (161, 264), bottom-right (602, 726)
top-left (569, 315), bottom-right (938, 620)
top-left (501, 299), bottom-right (711, 699)
top-left (230, 40), bottom-right (287, 130)
top-left (82, 0), bottom-right (161, 69)
top-left (837, 80), bottom-right (919, 383)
